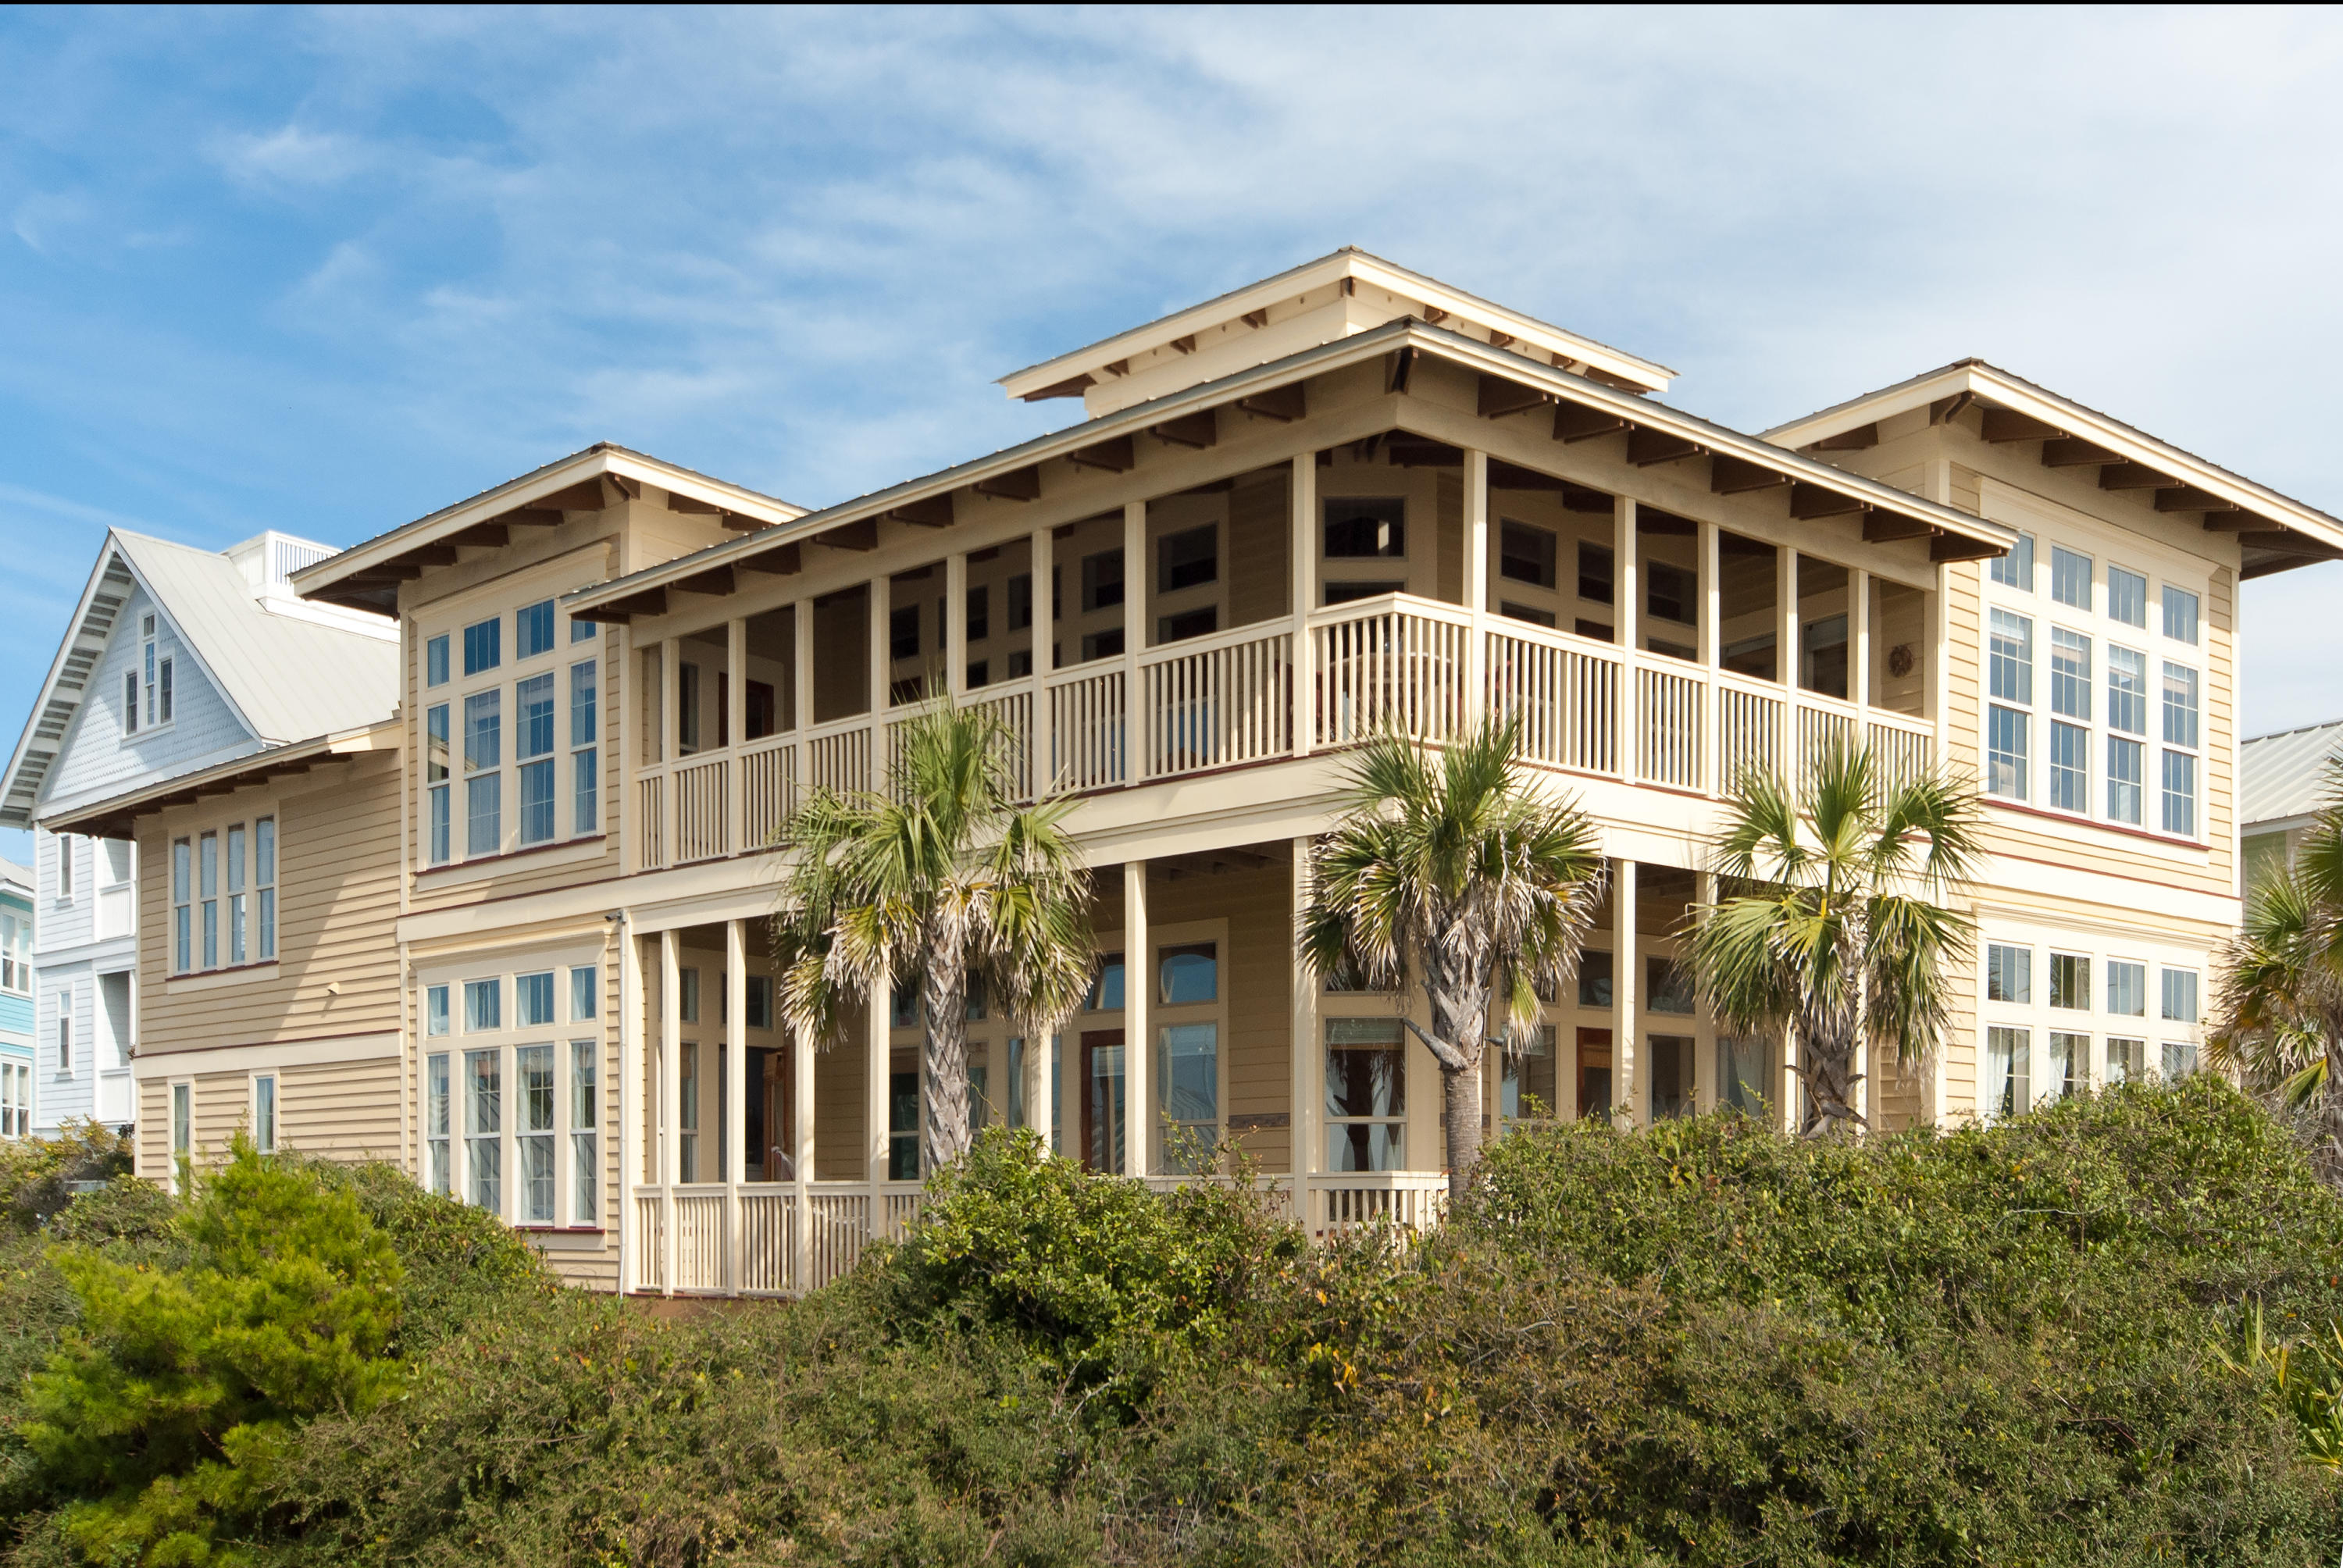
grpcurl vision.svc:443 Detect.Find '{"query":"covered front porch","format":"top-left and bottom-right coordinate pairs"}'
top-left (620, 841), bottom-right (1841, 1299)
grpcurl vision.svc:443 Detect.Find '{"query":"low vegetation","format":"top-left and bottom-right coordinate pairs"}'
top-left (5, 1081), bottom-right (2343, 1564)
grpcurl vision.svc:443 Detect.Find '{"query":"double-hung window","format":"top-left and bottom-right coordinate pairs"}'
top-left (516, 674), bottom-right (556, 846)
top-left (426, 704), bottom-right (451, 864)
top-left (1987, 609), bottom-right (2032, 800)
top-left (2048, 627), bottom-right (2091, 813)
top-left (571, 1039), bottom-right (597, 1224)
top-left (198, 831), bottom-right (219, 968)
top-left (226, 823), bottom-right (247, 965)
top-left (141, 614), bottom-right (173, 730)
top-left (1325, 1017), bottom-right (1406, 1171)
top-left (252, 1074), bottom-right (276, 1154)
top-left (2106, 646), bottom-right (2147, 825)
top-left (465, 690), bottom-right (501, 857)
top-left (2162, 661), bottom-right (2199, 836)
top-left (518, 1043), bottom-right (555, 1224)
top-left (254, 817), bottom-right (276, 960)
top-left (426, 1052), bottom-right (451, 1195)
top-left (465, 1049), bottom-right (501, 1213)
top-left (172, 838), bottom-right (191, 972)
top-left (571, 657), bottom-right (597, 836)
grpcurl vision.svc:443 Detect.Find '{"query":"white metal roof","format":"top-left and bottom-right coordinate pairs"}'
top-left (2, 530), bottom-right (399, 829)
top-left (2242, 717), bottom-right (2343, 831)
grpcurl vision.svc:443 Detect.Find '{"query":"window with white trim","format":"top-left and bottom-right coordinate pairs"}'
top-left (1983, 935), bottom-right (2207, 1117)
top-left (423, 585), bottom-right (602, 868)
top-left (168, 817), bottom-right (278, 975)
top-left (140, 613), bottom-right (174, 732)
top-left (1325, 1017), bottom-right (1406, 1171)
top-left (1979, 525), bottom-right (2205, 839)
top-left (54, 986), bottom-right (72, 1075)
top-left (56, 834), bottom-right (74, 902)
top-left (1, 1061), bottom-right (27, 1138)
top-left (170, 1082), bottom-right (191, 1195)
top-left (0, 911), bottom-right (27, 994)
top-left (252, 1074), bottom-right (276, 1154)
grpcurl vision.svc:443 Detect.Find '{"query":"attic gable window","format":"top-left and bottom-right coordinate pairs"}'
top-left (139, 613), bottom-right (173, 731)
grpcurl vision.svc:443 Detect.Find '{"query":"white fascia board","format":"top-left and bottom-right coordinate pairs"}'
top-left (291, 446), bottom-right (810, 600)
top-left (1768, 364), bottom-right (2343, 553)
top-left (998, 250), bottom-right (1672, 400)
top-left (41, 718), bottom-right (398, 836)
top-left (572, 319), bottom-right (2009, 616)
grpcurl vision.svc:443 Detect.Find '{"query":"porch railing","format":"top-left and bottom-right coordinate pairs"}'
top-left (627, 593), bottom-right (1938, 871)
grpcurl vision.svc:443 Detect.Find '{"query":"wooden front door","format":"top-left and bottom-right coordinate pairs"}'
top-left (1575, 1027), bottom-right (1614, 1122)
top-left (1079, 1029), bottom-right (1125, 1173)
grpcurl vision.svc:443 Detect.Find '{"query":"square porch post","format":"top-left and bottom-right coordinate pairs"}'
top-left (1464, 448), bottom-right (1489, 725)
top-left (658, 927), bottom-right (681, 1296)
top-left (946, 552), bottom-right (968, 701)
top-left (792, 596), bottom-right (815, 806)
top-left (1612, 859), bottom-right (1639, 1128)
top-left (1289, 836), bottom-right (1319, 1217)
top-left (724, 918), bottom-right (747, 1292)
top-left (617, 918), bottom-right (641, 1292)
top-left (1122, 501), bottom-right (1145, 785)
top-left (1291, 454), bottom-right (1317, 757)
top-left (869, 574), bottom-right (891, 786)
top-left (1693, 872), bottom-right (1718, 1114)
top-left (1030, 524), bottom-right (1054, 790)
top-left (1617, 499), bottom-right (1640, 777)
top-left (1777, 548), bottom-right (1798, 782)
top-left (866, 974), bottom-right (890, 1191)
top-left (792, 1021), bottom-right (814, 1293)
top-left (726, 618), bottom-right (747, 854)
top-left (1123, 859), bottom-right (1150, 1178)
top-left (1699, 521), bottom-right (1721, 794)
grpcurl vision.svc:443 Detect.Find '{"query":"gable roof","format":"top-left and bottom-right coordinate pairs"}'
top-left (1, 531), bottom-right (399, 829)
top-left (291, 442), bottom-right (808, 612)
top-left (2242, 717), bottom-right (2343, 830)
top-left (567, 315), bottom-right (2013, 622)
top-left (1763, 358), bottom-right (2343, 580)
top-left (999, 247), bottom-right (1675, 411)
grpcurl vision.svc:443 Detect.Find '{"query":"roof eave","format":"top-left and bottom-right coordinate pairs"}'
top-left (569, 319), bottom-right (2006, 616)
top-left (43, 718), bottom-right (400, 840)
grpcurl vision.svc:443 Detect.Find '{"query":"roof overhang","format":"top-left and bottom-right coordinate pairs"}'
top-left (46, 719), bottom-right (398, 841)
top-left (291, 443), bottom-right (809, 614)
top-left (1, 541), bottom-right (141, 830)
top-left (998, 248), bottom-right (1676, 406)
top-left (568, 318), bottom-right (2010, 622)
top-left (1766, 359), bottom-right (2343, 580)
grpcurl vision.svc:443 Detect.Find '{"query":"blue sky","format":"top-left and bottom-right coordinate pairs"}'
top-left (9, 6), bottom-right (2343, 865)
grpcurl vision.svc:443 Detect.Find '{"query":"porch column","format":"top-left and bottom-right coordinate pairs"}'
top-left (1289, 836), bottom-right (1319, 1195)
top-left (1464, 448), bottom-right (1489, 725)
top-left (1617, 499), bottom-right (1639, 777)
top-left (868, 573), bottom-right (891, 779)
top-left (617, 916), bottom-right (641, 1292)
top-left (1292, 453), bottom-right (1317, 757)
top-left (1019, 1024), bottom-right (1047, 1139)
top-left (1057, 1010), bottom-right (1083, 1165)
top-left (1030, 525), bottom-right (1054, 789)
top-left (866, 975), bottom-right (891, 1188)
top-left (1612, 860), bottom-right (1639, 1128)
top-left (791, 1022), bottom-right (814, 1292)
top-left (1852, 568), bottom-right (1872, 715)
top-left (1122, 500), bottom-right (1145, 786)
top-left (1699, 522), bottom-right (1721, 795)
top-left (661, 636), bottom-right (682, 861)
top-left (724, 919), bottom-right (747, 1292)
top-left (1776, 547), bottom-right (1798, 782)
top-left (1693, 873), bottom-right (1718, 1114)
top-left (792, 596), bottom-right (815, 804)
top-left (726, 618), bottom-right (747, 853)
top-left (658, 928), bottom-right (681, 1296)
top-left (1781, 1022), bottom-right (1802, 1135)
top-left (1124, 859), bottom-right (1151, 1178)
top-left (946, 552), bottom-right (968, 700)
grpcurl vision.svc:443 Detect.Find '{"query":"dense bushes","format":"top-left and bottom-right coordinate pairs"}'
top-left (4, 1080), bottom-right (2342, 1564)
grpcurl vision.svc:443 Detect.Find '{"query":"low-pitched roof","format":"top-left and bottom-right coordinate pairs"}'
top-left (2, 532), bottom-right (400, 829)
top-left (2242, 717), bottom-right (2343, 830)
top-left (1764, 358), bottom-right (2343, 579)
top-left (567, 316), bottom-right (2013, 622)
top-left (45, 719), bottom-right (399, 841)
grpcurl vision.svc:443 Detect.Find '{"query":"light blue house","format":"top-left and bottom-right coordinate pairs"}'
top-left (0, 861), bottom-right (30, 1138)
top-left (0, 531), bottom-right (397, 1136)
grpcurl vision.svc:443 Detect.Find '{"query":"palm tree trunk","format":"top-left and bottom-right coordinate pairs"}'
top-left (1442, 1054), bottom-right (1483, 1202)
top-left (921, 955), bottom-right (974, 1173)
top-left (1799, 1032), bottom-right (1863, 1139)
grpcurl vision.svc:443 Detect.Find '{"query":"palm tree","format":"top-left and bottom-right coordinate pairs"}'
top-left (1298, 717), bottom-right (1606, 1201)
top-left (2211, 768), bottom-right (2343, 1181)
top-left (769, 698), bottom-right (1095, 1174)
top-left (1682, 740), bottom-right (1981, 1139)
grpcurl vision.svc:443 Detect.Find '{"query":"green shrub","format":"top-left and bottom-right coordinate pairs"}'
top-left (0, 1122), bottom-right (134, 1232)
top-left (15, 1138), bottom-right (404, 1564)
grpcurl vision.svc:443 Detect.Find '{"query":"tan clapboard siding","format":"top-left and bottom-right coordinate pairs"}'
top-left (812, 1001), bottom-right (870, 1181)
top-left (1226, 471), bottom-right (1291, 632)
top-left (1435, 471), bottom-right (1464, 604)
top-left (136, 1076), bottom-right (169, 1183)
top-left (137, 750), bottom-right (404, 1062)
top-left (283, 1057), bottom-right (403, 1164)
top-left (1142, 859), bottom-right (1294, 1172)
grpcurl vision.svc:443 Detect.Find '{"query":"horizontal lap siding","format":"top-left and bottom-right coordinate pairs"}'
top-left (812, 1003), bottom-right (868, 1181)
top-left (283, 1057), bottom-right (402, 1164)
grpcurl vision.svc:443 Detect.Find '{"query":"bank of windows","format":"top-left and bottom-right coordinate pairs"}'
top-left (0, 911), bottom-right (27, 993)
top-left (1981, 529), bottom-right (2202, 836)
top-left (124, 613), bottom-right (173, 736)
top-left (1980, 939), bottom-right (2201, 1118)
top-left (169, 818), bottom-right (276, 975)
top-left (423, 960), bottom-right (601, 1228)
top-left (0, 1060), bottom-right (28, 1137)
top-left (424, 597), bottom-right (599, 866)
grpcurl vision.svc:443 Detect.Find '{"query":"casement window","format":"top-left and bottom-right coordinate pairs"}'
top-left (54, 987), bottom-right (72, 1074)
top-left (172, 838), bottom-right (191, 971)
top-left (570, 1040), bottom-right (597, 1223)
top-left (1325, 498), bottom-right (1407, 561)
top-left (426, 704), bottom-right (451, 864)
top-left (171, 1082), bottom-right (192, 1194)
top-left (252, 1074), bottom-right (276, 1155)
top-left (1325, 1017), bottom-right (1406, 1171)
top-left (570, 659), bottom-right (597, 836)
top-left (1985, 1027), bottom-right (2030, 1122)
top-left (464, 690), bottom-right (501, 857)
top-left (517, 1044), bottom-right (555, 1224)
top-left (1982, 531), bottom-right (2206, 839)
top-left (1578, 949), bottom-right (1614, 1008)
top-left (1989, 531), bottom-right (2035, 590)
top-left (140, 614), bottom-right (174, 731)
top-left (465, 1049), bottom-right (502, 1213)
top-left (426, 1053), bottom-right (451, 1195)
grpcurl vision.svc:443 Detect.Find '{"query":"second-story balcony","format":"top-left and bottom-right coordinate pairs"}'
top-left (629, 583), bottom-right (1936, 873)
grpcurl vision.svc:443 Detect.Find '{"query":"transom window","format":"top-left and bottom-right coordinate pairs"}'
top-left (1980, 526), bottom-right (2202, 839)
